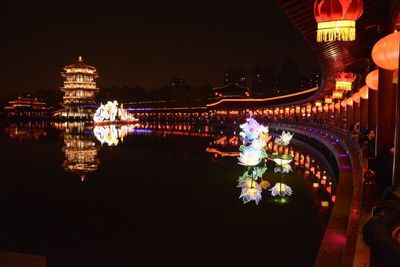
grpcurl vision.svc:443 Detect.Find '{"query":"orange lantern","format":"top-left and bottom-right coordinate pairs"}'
top-left (359, 85), bottom-right (368, 99)
top-left (295, 106), bottom-right (301, 113)
top-left (352, 92), bottom-right (360, 103)
top-left (324, 96), bottom-right (333, 104)
top-left (366, 69), bottom-right (379, 90)
top-left (372, 31), bottom-right (400, 70)
top-left (347, 98), bottom-right (353, 106)
top-left (335, 102), bottom-right (341, 110)
top-left (329, 103), bottom-right (335, 111)
top-left (341, 99), bottom-right (347, 108)
top-left (312, 106), bottom-right (317, 113)
top-left (323, 104), bottom-right (329, 112)
top-left (314, 0), bottom-right (364, 42)
top-left (336, 72), bottom-right (356, 91)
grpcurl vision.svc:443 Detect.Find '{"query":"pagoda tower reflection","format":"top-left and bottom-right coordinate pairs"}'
top-left (55, 122), bottom-right (100, 181)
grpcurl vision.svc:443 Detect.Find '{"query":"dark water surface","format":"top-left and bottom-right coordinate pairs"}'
top-left (0, 122), bottom-right (335, 267)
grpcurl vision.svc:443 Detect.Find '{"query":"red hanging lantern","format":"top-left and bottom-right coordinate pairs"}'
top-left (359, 85), bottom-right (368, 99)
top-left (372, 31), bottom-right (400, 71)
top-left (336, 72), bottom-right (356, 91)
top-left (314, 0), bottom-right (364, 42)
top-left (366, 69), bottom-right (379, 90)
top-left (352, 92), bottom-right (360, 104)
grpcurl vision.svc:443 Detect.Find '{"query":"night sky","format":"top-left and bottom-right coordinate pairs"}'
top-left (0, 1), bottom-right (319, 96)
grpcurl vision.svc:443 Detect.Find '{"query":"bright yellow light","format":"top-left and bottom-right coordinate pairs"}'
top-left (317, 20), bottom-right (356, 42)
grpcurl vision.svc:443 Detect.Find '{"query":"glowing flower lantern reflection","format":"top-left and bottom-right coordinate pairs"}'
top-left (366, 70), bottom-right (379, 90)
top-left (372, 31), bottom-right (400, 70)
top-left (314, 0), bottom-right (363, 42)
top-left (336, 72), bottom-right (356, 91)
top-left (359, 85), bottom-right (368, 99)
top-left (269, 183), bottom-right (293, 197)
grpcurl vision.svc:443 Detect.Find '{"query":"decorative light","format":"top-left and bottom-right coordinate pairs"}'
top-left (335, 102), bottom-right (341, 110)
top-left (269, 183), bottom-right (293, 197)
top-left (341, 99), bottom-right (347, 108)
top-left (352, 92), bottom-right (360, 104)
top-left (359, 85), bottom-right (368, 99)
top-left (332, 90), bottom-right (343, 100)
top-left (321, 201), bottom-right (330, 207)
top-left (315, 100), bottom-right (322, 107)
top-left (336, 72), bottom-right (356, 91)
top-left (93, 100), bottom-right (138, 124)
top-left (372, 31), bottom-right (400, 70)
top-left (366, 70), bottom-right (379, 90)
top-left (274, 131), bottom-right (294, 146)
top-left (324, 96), bottom-right (333, 104)
top-left (314, 0), bottom-right (363, 42)
top-left (347, 98), bottom-right (353, 106)
top-left (237, 178), bottom-right (262, 204)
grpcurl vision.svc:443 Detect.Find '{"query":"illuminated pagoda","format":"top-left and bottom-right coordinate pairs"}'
top-left (4, 96), bottom-right (48, 118)
top-left (212, 83), bottom-right (251, 98)
top-left (60, 56), bottom-right (99, 119)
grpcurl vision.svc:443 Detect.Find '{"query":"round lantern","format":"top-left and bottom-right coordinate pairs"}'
top-left (366, 69), bottom-right (379, 90)
top-left (314, 0), bottom-right (364, 42)
top-left (352, 92), bottom-right (360, 104)
top-left (335, 102), bottom-right (341, 110)
top-left (359, 85), bottom-right (368, 99)
top-left (347, 98), bottom-right (353, 106)
top-left (329, 103), bottom-right (335, 111)
top-left (323, 104), bottom-right (329, 112)
top-left (341, 99), bottom-right (347, 108)
top-left (372, 31), bottom-right (400, 70)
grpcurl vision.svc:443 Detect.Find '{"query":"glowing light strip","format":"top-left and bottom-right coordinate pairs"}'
top-left (206, 87), bottom-right (318, 107)
top-left (205, 148), bottom-right (240, 157)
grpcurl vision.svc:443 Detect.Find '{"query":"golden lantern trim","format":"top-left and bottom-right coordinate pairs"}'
top-left (324, 96), bottom-right (333, 104)
top-left (332, 90), bottom-right (343, 100)
top-left (317, 20), bottom-right (356, 42)
top-left (335, 72), bottom-right (356, 91)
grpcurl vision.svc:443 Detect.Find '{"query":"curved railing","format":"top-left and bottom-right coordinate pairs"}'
top-left (269, 121), bottom-right (363, 267)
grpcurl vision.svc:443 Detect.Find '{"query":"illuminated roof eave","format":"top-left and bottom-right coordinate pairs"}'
top-left (206, 87), bottom-right (318, 107)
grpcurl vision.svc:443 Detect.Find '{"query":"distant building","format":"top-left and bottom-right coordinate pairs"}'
top-left (212, 83), bottom-right (251, 98)
top-left (60, 56), bottom-right (99, 119)
top-left (4, 96), bottom-right (48, 118)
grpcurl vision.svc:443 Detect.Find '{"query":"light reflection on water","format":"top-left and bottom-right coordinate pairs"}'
top-left (0, 120), bottom-right (337, 266)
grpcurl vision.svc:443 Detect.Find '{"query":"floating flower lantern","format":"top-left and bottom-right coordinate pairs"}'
top-left (314, 0), bottom-right (363, 42)
top-left (237, 178), bottom-right (262, 204)
top-left (336, 72), bottom-right (356, 91)
top-left (93, 100), bottom-right (138, 124)
top-left (275, 131), bottom-right (294, 146)
top-left (269, 183), bottom-right (293, 197)
top-left (372, 31), bottom-right (400, 70)
top-left (238, 147), bottom-right (264, 166)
